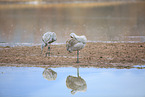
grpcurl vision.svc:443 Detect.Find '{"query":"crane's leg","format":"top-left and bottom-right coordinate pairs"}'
top-left (48, 44), bottom-right (50, 56)
top-left (46, 44), bottom-right (51, 57)
top-left (41, 49), bottom-right (43, 54)
top-left (76, 50), bottom-right (80, 63)
top-left (41, 43), bottom-right (46, 54)
top-left (41, 46), bottom-right (43, 54)
top-left (77, 67), bottom-right (79, 77)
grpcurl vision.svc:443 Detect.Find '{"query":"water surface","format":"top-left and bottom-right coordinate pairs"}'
top-left (0, 2), bottom-right (145, 47)
top-left (0, 67), bottom-right (145, 97)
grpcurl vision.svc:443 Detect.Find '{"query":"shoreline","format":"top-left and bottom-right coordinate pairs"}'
top-left (0, 42), bottom-right (145, 68)
top-left (0, 40), bottom-right (144, 47)
top-left (0, 1), bottom-right (145, 9)
top-left (0, 63), bottom-right (145, 69)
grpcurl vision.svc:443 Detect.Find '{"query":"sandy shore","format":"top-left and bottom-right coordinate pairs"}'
top-left (0, 42), bottom-right (145, 68)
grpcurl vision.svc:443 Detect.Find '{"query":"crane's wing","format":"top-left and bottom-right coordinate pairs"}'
top-left (66, 38), bottom-right (78, 52)
top-left (42, 32), bottom-right (51, 43)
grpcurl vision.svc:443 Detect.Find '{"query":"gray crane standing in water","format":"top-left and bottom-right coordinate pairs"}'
top-left (41, 32), bottom-right (57, 57)
top-left (66, 33), bottom-right (87, 63)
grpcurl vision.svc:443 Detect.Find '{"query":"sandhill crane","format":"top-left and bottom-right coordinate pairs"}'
top-left (66, 68), bottom-right (87, 95)
top-left (66, 33), bottom-right (87, 63)
top-left (41, 32), bottom-right (57, 56)
top-left (42, 68), bottom-right (57, 81)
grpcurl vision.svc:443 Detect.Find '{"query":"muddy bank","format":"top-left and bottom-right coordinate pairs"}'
top-left (0, 42), bottom-right (145, 68)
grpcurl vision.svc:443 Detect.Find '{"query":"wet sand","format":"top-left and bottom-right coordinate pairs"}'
top-left (0, 42), bottom-right (145, 68)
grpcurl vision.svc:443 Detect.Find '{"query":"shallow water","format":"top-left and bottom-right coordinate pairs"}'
top-left (0, 2), bottom-right (145, 47)
top-left (0, 67), bottom-right (145, 97)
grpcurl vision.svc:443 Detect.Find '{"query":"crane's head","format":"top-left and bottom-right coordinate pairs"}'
top-left (70, 33), bottom-right (77, 38)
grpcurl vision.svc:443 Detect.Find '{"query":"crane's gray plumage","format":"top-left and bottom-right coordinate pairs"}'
top-left (41, 32), bottom-right (57, 56)
top-left (42, 68), bottom-right (57, 81)
top-left (66, 33), bottom-right (87, 63)
top-left (66, 68), bottom-right (87, 95)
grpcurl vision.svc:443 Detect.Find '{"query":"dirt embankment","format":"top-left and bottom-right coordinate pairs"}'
top-left (0, 42), bottom-right (145, 68)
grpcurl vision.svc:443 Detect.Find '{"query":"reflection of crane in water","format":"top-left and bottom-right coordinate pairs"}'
top-left (42, 68), bottom-right (57, 81)
top-left (66, 67), bottom-right (87, 95)
top-left (66, 33), bottom-right (87, 63)
top-left (41, 32), bottom-right (57, 57)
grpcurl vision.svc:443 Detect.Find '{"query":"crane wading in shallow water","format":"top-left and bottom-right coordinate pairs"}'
top-left (41, 32), bottom-right (57, 57)
top-left (66, 33), bottom-right (87, 63)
